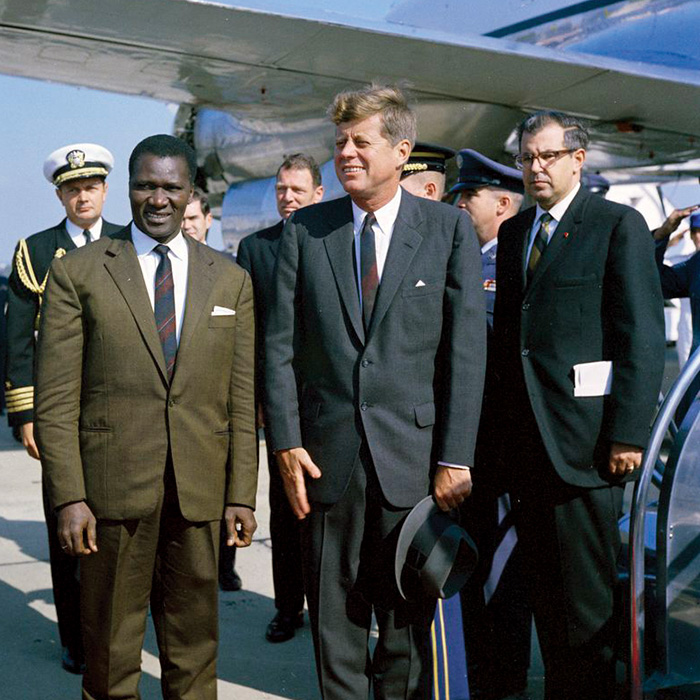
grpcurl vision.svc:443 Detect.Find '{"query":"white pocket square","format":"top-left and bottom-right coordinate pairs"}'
top-left (415, 280), bottom-right (426, 288)
top-left (211, 305), bottom-right (236, 316)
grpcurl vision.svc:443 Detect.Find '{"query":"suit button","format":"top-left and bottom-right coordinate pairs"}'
top-left (168, 399), bottom-right (175, 407)
top-left (521, 348), bottom-right (530, 357)
top-left (361, 359), bottom-right (370, 367)
top-left (360, 402), bottom-right (369, 411)
top-left (522, 303), bottom-right (530, 310)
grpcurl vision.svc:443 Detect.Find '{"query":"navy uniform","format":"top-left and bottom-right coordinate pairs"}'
top-left (6, 143), bottom-right (121, 674)
top-left (448, 150), bottom-right (532, 700)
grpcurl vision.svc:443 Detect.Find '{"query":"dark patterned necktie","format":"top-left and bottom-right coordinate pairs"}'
top-left (527, 213), bottom-right (552, 282)
top-left (360, 213), bottom-right (378, 332)
top-left (83, 229), bottom-right (93, 245)
top-left (153, 244), bottom-right (177, 380)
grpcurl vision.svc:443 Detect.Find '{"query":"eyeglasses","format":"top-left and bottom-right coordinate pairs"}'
top-left (514, 149), bottom-right (574, 170)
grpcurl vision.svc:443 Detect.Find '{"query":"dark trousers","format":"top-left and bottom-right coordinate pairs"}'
top-left (43, 479), bottom-right (83, 661)
top-left (508, 423), bottom-right (623, 700)
top-left (267, 439), bottom-right (304, 614)
top-left (460, 488), bottom-right (531, 700)
top-left (80, 472), bottom-right (220, 700)
top-left (300, 445), bottom-right (433, 700)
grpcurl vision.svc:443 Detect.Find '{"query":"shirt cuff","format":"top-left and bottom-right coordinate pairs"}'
top-left (437, 461), bottom-right (471, 470)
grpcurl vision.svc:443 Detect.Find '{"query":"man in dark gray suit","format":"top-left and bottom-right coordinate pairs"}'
top-left (265, 84), bottom-right (486, 699)
top-left (237, 153), bottom-right (324, 642)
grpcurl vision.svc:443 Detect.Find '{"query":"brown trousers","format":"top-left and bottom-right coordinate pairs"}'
top-left (80, 475), bottom-right (220, 700)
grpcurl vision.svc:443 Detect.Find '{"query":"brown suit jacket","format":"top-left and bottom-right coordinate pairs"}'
top-left (35, 227), bottom-right (258, 521)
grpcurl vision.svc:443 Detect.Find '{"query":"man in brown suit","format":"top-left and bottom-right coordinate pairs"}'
top-left (35, 134), bottom-right (258, 700)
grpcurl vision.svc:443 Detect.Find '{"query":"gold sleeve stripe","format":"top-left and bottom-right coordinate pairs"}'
top-left (6, 386), bottom-right (33, 399)
top-left (7, 399), bottom-right (34, 413)
top-left (7, 392), bottom-right (34, 402)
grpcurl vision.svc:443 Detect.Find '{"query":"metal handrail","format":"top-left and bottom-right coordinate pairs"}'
top-left (629, 347), bottom-right (700, 699)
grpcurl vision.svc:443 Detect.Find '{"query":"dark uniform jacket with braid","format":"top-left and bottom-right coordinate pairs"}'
top-left (5, 218), bottom-right (122, 426)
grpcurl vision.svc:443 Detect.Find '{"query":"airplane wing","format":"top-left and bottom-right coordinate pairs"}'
top-left (2, 0), bottom-right (700, 238)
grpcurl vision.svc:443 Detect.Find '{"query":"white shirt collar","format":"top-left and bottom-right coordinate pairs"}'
top-left (131, 223), bottom-right (188, 260)
top-left (66, 217), bottom-right (104, 240)
top-left (351, 187), bottom-right (403, 234)
top-left (481, 237), bottom-right (498, 255)
top-left (534, 181), bottom-right (581, 224)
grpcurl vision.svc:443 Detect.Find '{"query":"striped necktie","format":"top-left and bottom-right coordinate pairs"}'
top-left (153, 244), bottom-right (177, 380)
top-left (359, 213), bottom-right (378, 332)
top-left (527, 213), bottom-right (552, 282)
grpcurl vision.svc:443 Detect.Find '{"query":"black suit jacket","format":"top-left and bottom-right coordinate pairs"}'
top-left (265, 192), bottom-right (486, 508)
top-left (6, 218), bottom-right (122, 426)
top-left (493, 187), bottom-right (665, 488)
top-left (236, 220), bottom-right (283, 409)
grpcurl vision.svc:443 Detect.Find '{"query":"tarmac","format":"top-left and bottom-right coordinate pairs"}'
top-left (0, 427), bottom-right (320, 699)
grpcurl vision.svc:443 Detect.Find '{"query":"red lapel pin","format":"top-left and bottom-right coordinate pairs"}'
top-left (563, 232), bottom-right (570, 238)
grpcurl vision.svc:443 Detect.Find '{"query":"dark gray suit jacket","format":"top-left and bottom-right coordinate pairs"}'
top-left (236, 220), bottom-right (283, 410)
top-left (265, 192), bottom-right (486, 508)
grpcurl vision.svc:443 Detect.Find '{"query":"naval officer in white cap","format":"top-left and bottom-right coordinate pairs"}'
top-left (6, 142), bottom-right (123, 674)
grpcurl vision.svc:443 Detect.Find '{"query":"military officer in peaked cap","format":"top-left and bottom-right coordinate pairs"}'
top-left (450, 149), bottom-right (524, 327)
top-left (448, 149), bottom-right (532, 700)
top-left (6, 142), bottom-right (122, 674)
top-left (400, 142), bottom-right (455, 200)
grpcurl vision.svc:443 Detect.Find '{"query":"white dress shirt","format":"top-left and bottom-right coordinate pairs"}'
top-left (524, 182), bottom-right (581, 268)
top-left (66, 217), bottom-right (104, 248)
top-left (131, 224), bottom-right (189, 345)
top-left (481, 237), bottom-right (498, 255)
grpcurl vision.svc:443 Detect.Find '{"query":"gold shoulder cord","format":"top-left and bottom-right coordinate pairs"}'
top-left (14, 240), bottom-right (66, 328)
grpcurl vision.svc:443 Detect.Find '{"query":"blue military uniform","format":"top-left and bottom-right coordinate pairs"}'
top-left (481, 241), bottom-right (497, 329)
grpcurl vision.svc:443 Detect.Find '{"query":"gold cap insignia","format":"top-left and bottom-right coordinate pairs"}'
top-left (66, 149), bottom-right (86, 170)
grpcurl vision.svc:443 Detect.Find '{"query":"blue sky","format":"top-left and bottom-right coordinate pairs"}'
top-left (0, 74), bottom-right (224, 266)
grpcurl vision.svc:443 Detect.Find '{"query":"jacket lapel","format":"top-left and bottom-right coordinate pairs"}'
top-left (368, 193), bottom-right (422, 336)
top-left (176, 237), bottom-right (216, 365)
top-left (103, 229), bottom-right (168, 384)
top-left (526, 187), bottom-right (588, 293)
top-left (323, 197), bottom-right (365, 344)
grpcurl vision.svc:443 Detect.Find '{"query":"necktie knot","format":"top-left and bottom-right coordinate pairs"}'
top-left (83, 229), bottom-right (93, 244)
top-left (154, 244), bottom-right (170, 259)
top-left (362, 213), bottom-right (376, 234)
